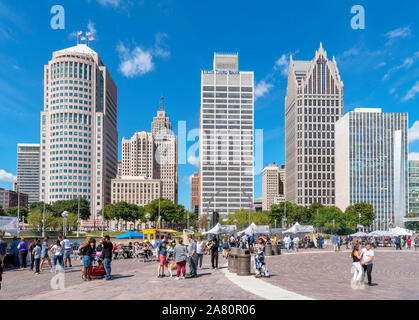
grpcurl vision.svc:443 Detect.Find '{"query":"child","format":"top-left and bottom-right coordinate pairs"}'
top-left (33, 241), bottom-right (42, 274)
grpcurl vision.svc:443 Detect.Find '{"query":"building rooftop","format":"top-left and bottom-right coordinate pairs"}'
top-left (56, 44), bottom-right (97, 55)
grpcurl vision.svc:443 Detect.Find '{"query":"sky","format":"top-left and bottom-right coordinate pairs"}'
top-left (0, 0), bottom-right (419, 211)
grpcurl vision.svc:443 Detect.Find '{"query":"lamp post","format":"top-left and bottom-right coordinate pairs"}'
top-left (77, 197), bottom-right (81, 237)
top-left (145, 213), bottom-right (151, 229)
top-left (358, 213), bottom-right (361, 232)
top-left (332, 218), bottom-right (335, 233)
top-left (234, 219), bottom-right (238, 230)
top-left (42, 200), bottom-right (46, 238)
top-left (61, 211), bottom-right (69, 237)
top-left (17, 183), bottom-right (20, 237)
top-left (207, 216), bottom-right (211, 231)
top-left (282, 202), bottom-right (287, 228)
top-left (187, 211), bottom-right (190, 230)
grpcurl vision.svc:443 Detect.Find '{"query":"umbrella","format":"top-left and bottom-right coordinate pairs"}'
top-left (115, 231), bottom-right (143, 239)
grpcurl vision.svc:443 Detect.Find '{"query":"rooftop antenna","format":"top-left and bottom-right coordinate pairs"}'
top-left (160, 96), bottom-right (164, 111)
top-left (76, 31), bottom-right (83, 45)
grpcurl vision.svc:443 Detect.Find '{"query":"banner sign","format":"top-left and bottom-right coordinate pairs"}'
top-left (0, 216), bottom-right (18, 236)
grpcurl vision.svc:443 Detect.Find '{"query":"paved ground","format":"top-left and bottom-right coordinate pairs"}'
top-left (262, 247), bottom-right (419, 300)
top-left (0, 255), bottom-right (260, 300)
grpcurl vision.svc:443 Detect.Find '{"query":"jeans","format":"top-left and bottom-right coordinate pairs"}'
top-left (19, 250), bottom-right (28, 268)
top-left (197, 254), bottom-right (203, 268)
top-left (362, 264), bottom-right (373, 285)
top-left (103, 258), bottom-right (111, 279)
top-left (30, 252), bottom-right (35, 270)
top-left (13, 252), bottom-right (19, 267)
top-left (34, 258), bottom-right (41, 273)
top-left (176, 260), bottom-right (186, 277)
top-left (188, 255), bottom-right (197, 277)
top-left (352, 262), bottom-right (363, 283)
top-left (53, 255), bottom-right (64, 270)
top-left (211, 250), bottom-right (218, 268)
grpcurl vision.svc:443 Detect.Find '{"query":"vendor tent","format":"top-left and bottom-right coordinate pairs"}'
top-left (367, 230), bottom-right (397, 238)
top-left (389, 227), bottom-right (414, 236)
top-left (237, 222), bottom-right (270, 236)
top-left (283, 222), bottom-right (314, 234)
top-left (202, 223), bottom-right (236, 235)
top-left (350, 231), bottom-right (368, 237)
top-left (115, 231), bottom-right (143, 239)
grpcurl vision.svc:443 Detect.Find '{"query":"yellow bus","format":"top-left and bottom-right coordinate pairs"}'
top-left (142, 229), bottom-right (178, 242)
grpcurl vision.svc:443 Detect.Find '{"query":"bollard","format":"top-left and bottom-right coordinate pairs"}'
top-left (229, 247), bottom-right (240, 273)
top-left (264, 242), bottom-right (273, 256)
top-left (237, 249), bottom-right (251, 276)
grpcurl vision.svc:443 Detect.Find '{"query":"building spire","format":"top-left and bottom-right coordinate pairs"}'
top-left (160, 96), bottom-right (164, 111)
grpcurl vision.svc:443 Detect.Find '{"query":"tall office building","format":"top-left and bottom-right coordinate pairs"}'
top-left (40, 44), bottom-right (118, 227)
top-left (121, 131), bottom-right (154, 178)
top-left (17, 143), bottom-right (40, 205)
top-left (262, 163), bottom-right (282, 211)
top-left (409, 160), bottom-right (419, 216)
top-left (285, 43), bottom-right (344, 206)
top-left (199, 53), bottom-right (254, 217)
top-left (335, 108), bottom-right (409, 229)
top-left (151, 100), bottom-right (178, 204)
top-left (190, 172), bottom-right (199, 214)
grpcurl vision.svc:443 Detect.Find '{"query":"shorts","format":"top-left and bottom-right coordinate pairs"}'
top-left (41, 251), bottom-right (49, 259)
top-left (159, 254), bottom-right (167, 266)
top-left (285, 243), bottom-right (290, 249)
top-left (63, 249), bottom-right (71, 259)
top-left (82, 255), bottom-right (92, 268)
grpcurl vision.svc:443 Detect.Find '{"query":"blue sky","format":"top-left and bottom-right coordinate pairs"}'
top-left (0, 0), bottom-right (419, 210)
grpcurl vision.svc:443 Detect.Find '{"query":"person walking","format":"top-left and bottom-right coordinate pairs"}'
top-left (187, 234), bottom-right (197, 278)
top-left (293, 235), bottom-right (300, 252)
top-left (0, 236), bottom-right (7, 266)
top-left (196, 236), bottom-right (205, 270)
top-left (284, 234), bottom-right (291, 253)
top-left (333, 234), bottom-right (339, 252)
top-left (395, 237), bottom-right (402, 250)
top-left (40, 237), bottom-right (52, 271)
top-left (51, 240), bottom-right (64, 273)
top-left (406, 237), bottom-right (412, 250)
top-left (254, 237), bottom-right (269, 278)
top-left (156, 235), bottom-right (169, 278)
top-left (10, 237), bottom-right (19, 268)
top-left (221, 236), bottom-right (229, 259)
top-left (360, 243), bottom-right (374, 286)
top-left (60, 235), bottom-right (72, 268)
top-left (32, 240), bottom-right (42, 275)
top-left (79, 237), bottom-right (95, 281)
top-left (210, 236), bottom-right (219, 269)
top-left (28, 238), bottom-right (38, 271)
top-left (102, 235), bottom-right (113, 280)
top-left (350, 244), bottom-right (363, 287)
top-left (17, 237), bottom-right (28, 269)
top-left (173, 237), bottom-right (187, 280)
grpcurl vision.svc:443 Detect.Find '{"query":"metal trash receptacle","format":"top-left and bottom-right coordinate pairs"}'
top-left (272, 243), bottom-right (279, 255)
top-left (264, 242), bottom-right (273, 256)
top-left (229, 247), bottom-right (240, 273)
top-left (237, 249), bottom-right (251, 276)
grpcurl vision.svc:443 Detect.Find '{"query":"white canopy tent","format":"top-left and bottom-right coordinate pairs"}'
top-left (283, 222), bottom-right (314, 234)
top-left (389, 227), bottom-right (415, 236)
top-left (350, 231), bottom-right (368, 237)
top-left (202, 223), bottom-right (236, 235)
top-left (367, 230), bottom-right (398, 238)
top-left (237, 222), bottom-right (270, 236)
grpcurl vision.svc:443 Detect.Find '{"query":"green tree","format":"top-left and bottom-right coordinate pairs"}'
top-left (27, 208), bottom-right (62, 230)
top-left (52, 198), bottom-right (90, 220)
top-left (313, 206), bottom-right (355, 235)
top-left (4, 206), bottom-right (29, 219)
top-left (0, 205), bottom-right (5, 216)
top-left (224, 209), bottom-right (269, 230)
top-left (29, 201), bottom-right (54, 213)
top-left (345, 202), bottom-right (375, 228)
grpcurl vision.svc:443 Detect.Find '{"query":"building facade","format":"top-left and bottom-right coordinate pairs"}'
top-left (409, 160), bottom-right (419, 216)
top-left (335, 108), bottom-right (409, 229)
top-left (262, 163), bottom-right (283, 211)
top-left (121, 131), bottom-right (154, 178)
top-left (16, 143), bottom-right (40, 205)
top-left (111, 176), bottom-right (161, 206)
top-left (199, 53), bottom-right (254, 217)
top-left (190, 172), bottom-right (199, 214)
top-left (40, 44), bottom-right (118, 228)
top-left (0, 188), bottom-right (29, 209)
top-left (285, 43), bottom-right (344, 206)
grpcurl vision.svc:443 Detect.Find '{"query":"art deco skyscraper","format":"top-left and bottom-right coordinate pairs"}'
top-left (285, 43), bottom-right (344, 206)
top-left (121, 131), bottom-right (154, 178)
top-left (40, 44), bottom-right (118, 227)
top-left (200, 53), bottom-right (254, 217)
top-left (17, 143), bottom-right (40, 205)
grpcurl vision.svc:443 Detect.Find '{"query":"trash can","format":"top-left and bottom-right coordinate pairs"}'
top-left (237, 249), bottom-right (251, 276)
top-left (228, 247), bottom-right (240, 273)
top-left (264, 242), bottom-right (273, 256)
top-left (272, 243), bottom-right (280, 255)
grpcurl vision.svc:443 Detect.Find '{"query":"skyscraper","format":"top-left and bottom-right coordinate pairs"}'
top-left (335, 108), bottom-right (409, 229)
top-left (409, 160), bottom-right (419, 216)
top-left (121, 131), bottom-right (154, 178)
top-left (40, 44), bottom-right (118, 227)
top-left (190, 172), bottom-right (199, 214)
top-left (285, 43), bottom-right (344, 206)
top-left (17, 143), bottom-right (40, 205)
top-left (200, 53), bottom-right (254, 217)
top-left (262, 163), bottom-right (282, 211)
top-left (151, 99), bottom-right (178, 204)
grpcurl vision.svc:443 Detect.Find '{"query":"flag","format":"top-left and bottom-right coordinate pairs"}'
top-left (77, 31), bottom-right (83, 36)
top-left (80, 37), bottom-right (86, 41)
top-left (89, 37), bottom-right (95, 41)
top-left (86, 32), bottom-right (92, 36)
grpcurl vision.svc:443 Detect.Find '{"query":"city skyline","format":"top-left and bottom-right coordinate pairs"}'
top-left (1, 1), bottom-right (419, 212)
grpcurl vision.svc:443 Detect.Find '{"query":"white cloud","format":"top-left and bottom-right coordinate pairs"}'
top-left (153, 33), bottom-right (170, 58)
top-left (87, 20), bottom-right (96, 36)
top-left (376, 61), bottom-right (386, 69)
top-left (402, 82), bottom-right (419, 101)
top-left (0, 169), bottom-right (16, 182)
top-left (383, 52), bottom-right (419, 80)
top-left (385, 26), bottom-right (411, 45)
top-left (117, 43), bottom-right (154, 77)
top-left (187, 154), bottom-right (199, 167)
top-left (96, 0), bottom-right (123, 7)
top-left (409, 153), bottom-right (419, 161)
top-left (274, 54), bottom-right (291, 76)
top-left (254, 80), bottom-right (274, 100)
top-left (408, 121), bottom-right (419, 142)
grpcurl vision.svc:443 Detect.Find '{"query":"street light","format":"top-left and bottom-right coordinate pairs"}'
top-left (145, 213), bottom-right (151, 229)
top-left (76, 197), bottom-right (80, 237)
top-left (61, 211), bottom-right (69, 237)
top-left (234, 218), bottom-right (238, 230)
top-left (42, 200), bottom-right (46, 238)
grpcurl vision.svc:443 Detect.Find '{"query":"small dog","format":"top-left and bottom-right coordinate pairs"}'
top-left (166, 261), bottom-right (178, 277)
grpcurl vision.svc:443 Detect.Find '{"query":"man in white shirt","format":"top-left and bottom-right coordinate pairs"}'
top-left (360, 243), bottom-right (374, 286)
top-left (284, 235), bottom-right (291, 253)
top-left (60, 236), bottom-right (72, 268)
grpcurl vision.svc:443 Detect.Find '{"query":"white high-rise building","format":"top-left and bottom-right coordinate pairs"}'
top-left (17, 143), bottom-right (40, 205)
top-left (199, 53), bottom-right (254, 216)
top-left (335, 108), bottom-right (409, 229)
top-left (121, 131), bottom-right (154, 178)
top-left (285, 43), bottom-right (344, 206)
top-left (40, 44), bottom-right (118, 227)
top-left (262, 163), bottom-right (285, 211)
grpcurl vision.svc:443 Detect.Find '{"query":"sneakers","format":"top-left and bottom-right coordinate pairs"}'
top-left (181, 276), bottom-right (185, 280)
top-left (174, 277), bottom-right (180, 280)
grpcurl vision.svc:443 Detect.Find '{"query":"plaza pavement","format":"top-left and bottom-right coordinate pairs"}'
top-left (1, 247), bottom-right (417, 300)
